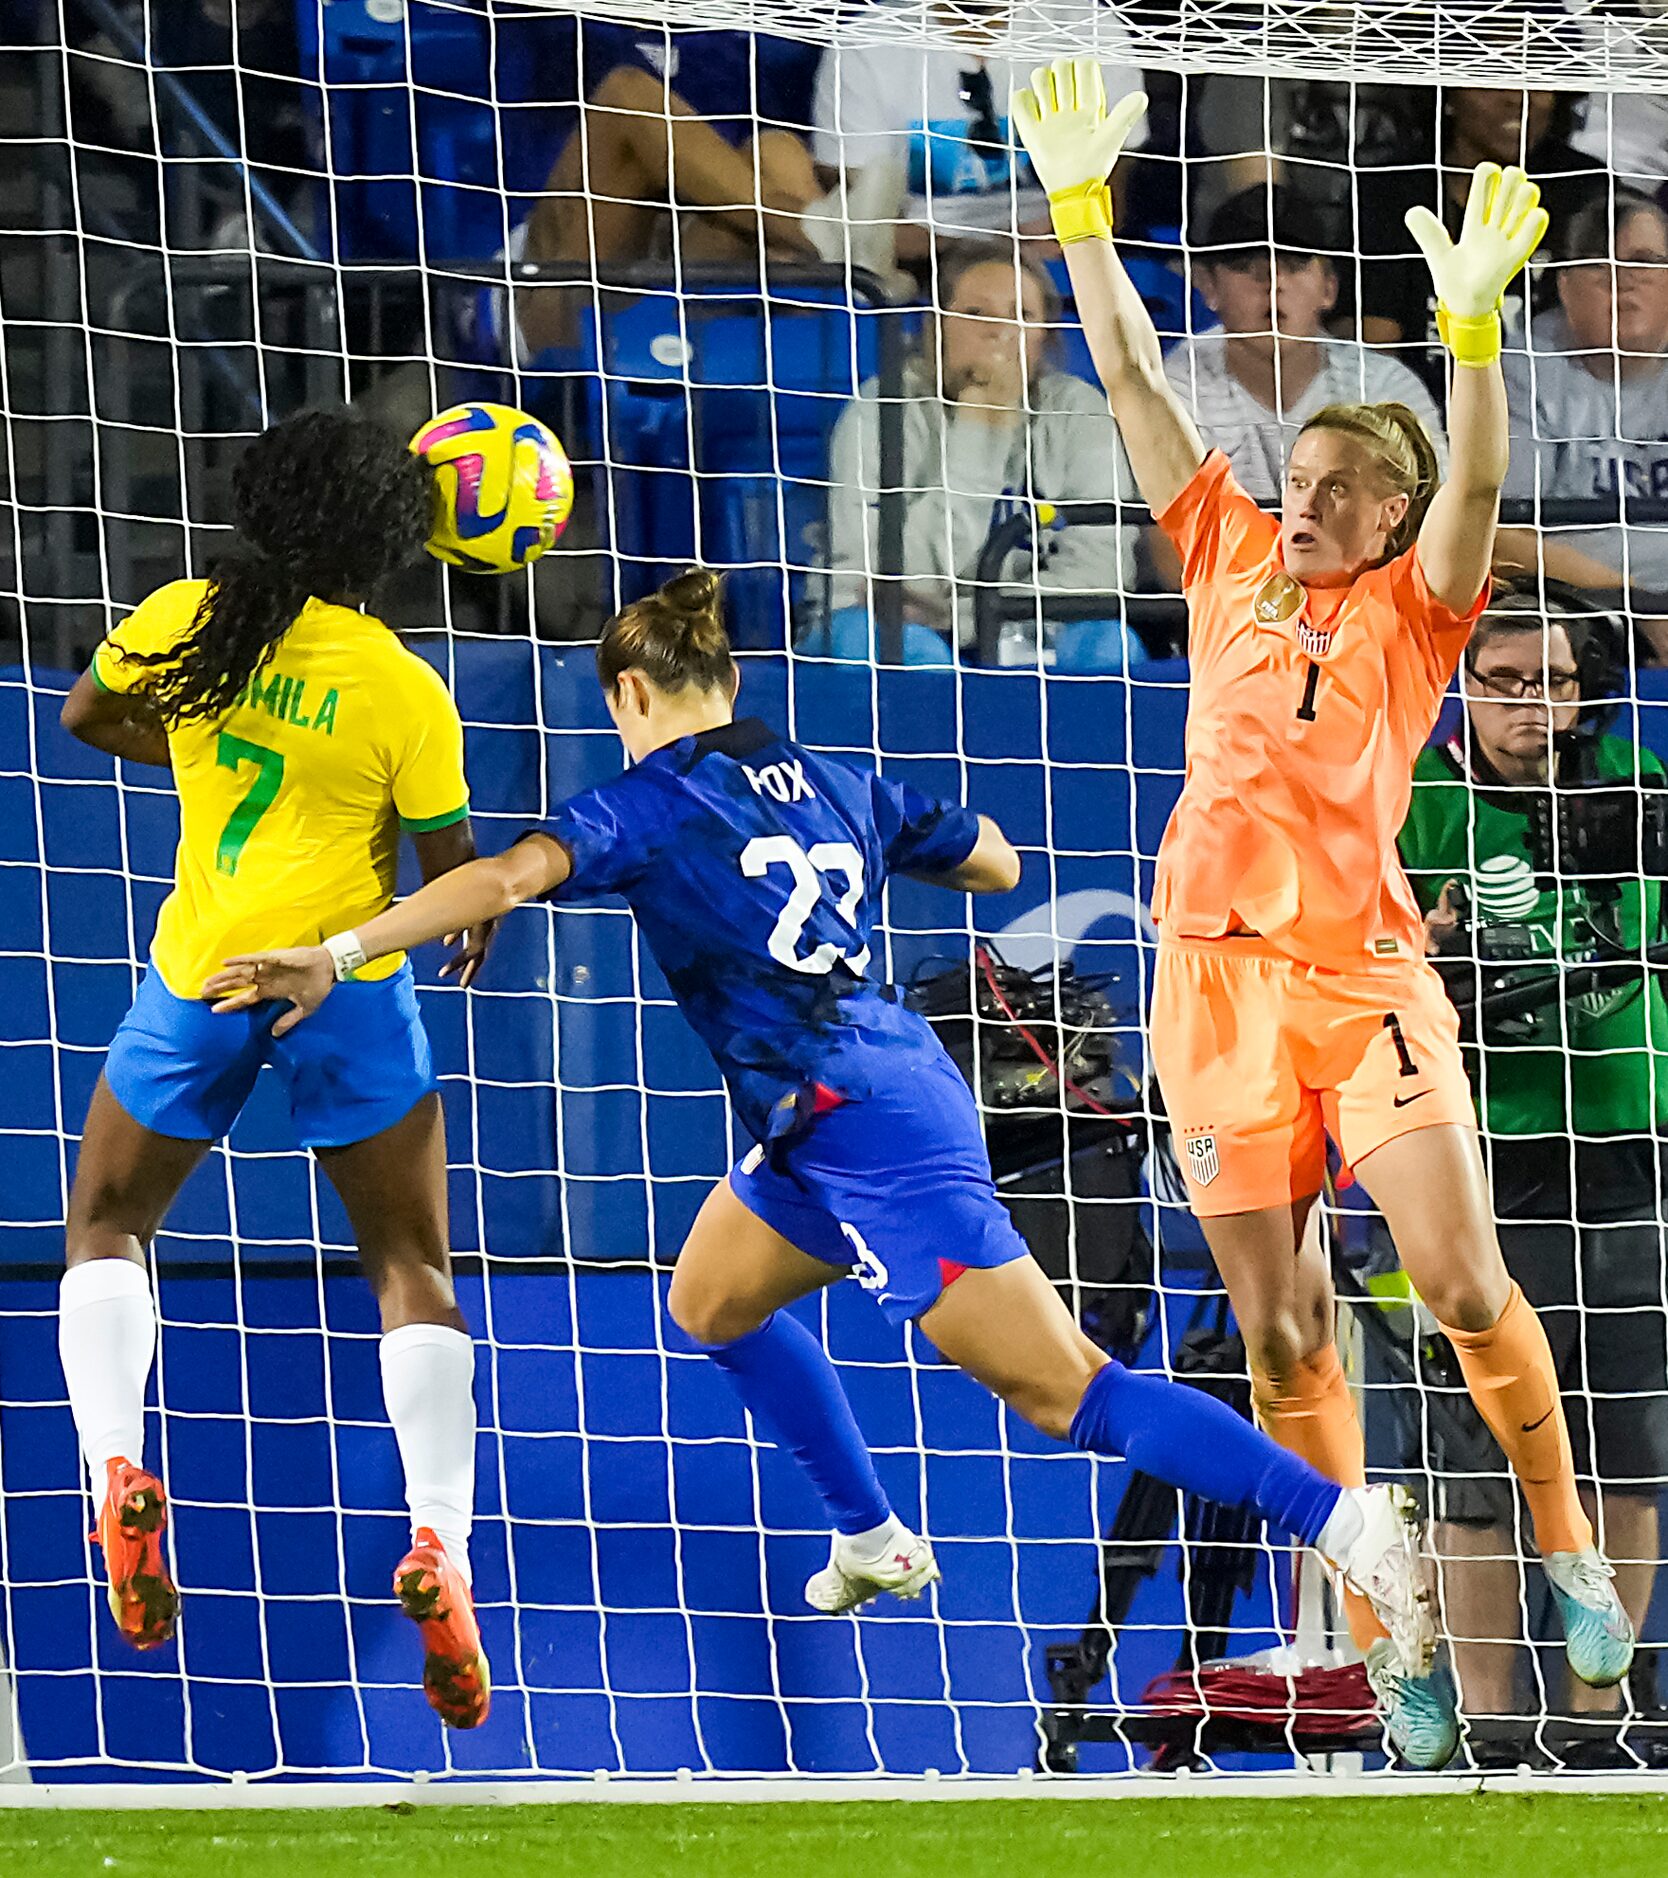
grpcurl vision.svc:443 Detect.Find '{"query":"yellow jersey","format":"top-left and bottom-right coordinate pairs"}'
top-left (94, 579), bottom-right (469, 998)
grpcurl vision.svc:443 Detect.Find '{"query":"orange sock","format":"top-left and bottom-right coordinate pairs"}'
top-left (1251, 1343), bottom-right (1387, 1652)
top-left (1440, 1282), bottom-right (1592, 1557)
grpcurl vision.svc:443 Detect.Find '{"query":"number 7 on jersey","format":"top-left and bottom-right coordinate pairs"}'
top-left (215, 733), bottom-right (285, 876)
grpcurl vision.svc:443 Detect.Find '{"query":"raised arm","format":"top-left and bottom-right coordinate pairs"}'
top-left (1011, 59), bottom-right (1205, 517)
top-left (1406, 164), bottom-right (1548, 614)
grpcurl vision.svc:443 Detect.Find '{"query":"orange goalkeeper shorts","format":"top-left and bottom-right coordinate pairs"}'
top-left (1150, 936), bottom-right (1476, 1218)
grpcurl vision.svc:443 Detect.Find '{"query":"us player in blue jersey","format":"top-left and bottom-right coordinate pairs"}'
top-left (209, 569), bottom-right (1433, 1675)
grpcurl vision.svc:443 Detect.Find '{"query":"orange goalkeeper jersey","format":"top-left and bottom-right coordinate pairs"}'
top-left (1151, 452), bottom-right (1486, 972)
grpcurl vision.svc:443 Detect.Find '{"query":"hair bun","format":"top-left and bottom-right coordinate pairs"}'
top-left (662, 567), bottom-right (720, 616)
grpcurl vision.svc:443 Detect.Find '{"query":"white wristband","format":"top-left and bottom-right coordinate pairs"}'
top-left (323, 931), bottom-right (368, 983)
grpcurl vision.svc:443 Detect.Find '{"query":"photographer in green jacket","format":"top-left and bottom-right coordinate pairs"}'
top-left (1400, 577), bottom-right (1668, 1722)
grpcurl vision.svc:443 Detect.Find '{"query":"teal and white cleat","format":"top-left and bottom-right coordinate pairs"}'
top-left (1365, 1638), bottom-right (1460, 1770)
top-left (1545, 1548), bottom-right (1635, 1689)
top-left (804, 1529), bottom-right (940, 1615)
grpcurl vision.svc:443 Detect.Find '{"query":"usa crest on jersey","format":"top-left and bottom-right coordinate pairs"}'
top-left (1184, 1132), bottom-right (1220, 1187)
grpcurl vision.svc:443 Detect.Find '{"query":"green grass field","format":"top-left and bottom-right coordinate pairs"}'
top-left (4, 1796), bottom-right (1668, 1878)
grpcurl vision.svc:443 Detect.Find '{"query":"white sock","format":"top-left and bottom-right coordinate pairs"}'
top-left (379, 1323), bottom-right (477, 1587)
top-left (58, 1259), bottom-right (157, 1478)
top-left (1316, 1487), bottom-right (1366, 1565)
top-left (837, 1512), bottom-right (909, 1568)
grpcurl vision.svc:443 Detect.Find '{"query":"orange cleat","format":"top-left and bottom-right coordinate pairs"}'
top-left (93, 1458), bottom-right (178, 1651)
top-left (394, 1529), bottom-right (490, 1729)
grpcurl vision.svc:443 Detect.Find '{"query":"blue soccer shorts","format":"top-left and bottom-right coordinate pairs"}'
top-left (104, 963), bottom-right (437, 1150)
top-left (728, 1049), bottom-right (1030, 1324)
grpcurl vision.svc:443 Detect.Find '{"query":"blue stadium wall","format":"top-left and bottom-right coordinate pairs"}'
top-left (3, 648), bottom-right (1666, 1781)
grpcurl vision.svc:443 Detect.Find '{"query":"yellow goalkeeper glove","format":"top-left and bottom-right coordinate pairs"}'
top-left (1404, 162), bottom-right (1549, 368)
top-left (1009, 56), bottom-right (1147, 246)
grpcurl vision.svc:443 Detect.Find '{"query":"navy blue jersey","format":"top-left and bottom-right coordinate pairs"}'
top-left (571, 25), bottom-right (821, 133)
top-left (543, 719), bottom-right (980, 1144)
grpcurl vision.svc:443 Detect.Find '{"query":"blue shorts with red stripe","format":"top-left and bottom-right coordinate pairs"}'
top-left (728, 1050), bottom-right (1029, 1324)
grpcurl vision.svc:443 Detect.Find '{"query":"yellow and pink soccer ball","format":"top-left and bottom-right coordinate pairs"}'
top-left (409, 402), bottom-right (574, 574)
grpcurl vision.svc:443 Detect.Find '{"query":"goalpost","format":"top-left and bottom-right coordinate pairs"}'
top-left (3, 0), bottom-right (1667, 1789)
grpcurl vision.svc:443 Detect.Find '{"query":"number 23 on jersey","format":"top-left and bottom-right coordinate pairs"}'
top-left (740, 836), bottom-right (870, 977)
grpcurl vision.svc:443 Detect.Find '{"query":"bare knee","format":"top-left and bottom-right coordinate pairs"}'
top-left (589, 64), bottom-right (668, 117)
top-left (1429, 1283), bottom-right (1502, 1334)
top-left (1403, 1247), bottom-right (1510, 1332)
top-left (66, 1178), bottom-right (160, 1263)
top-left (362, 1242), bottom-right (462, 1332)
top-left (750, 128), bottom-right (817, 203)
top-left (1004, 1351), bottom-right (1106, 1442)
top-left (667, 1273), bottom-right (765, 1348)
top-left (1242, 1307), bottom-right (1331, 1381)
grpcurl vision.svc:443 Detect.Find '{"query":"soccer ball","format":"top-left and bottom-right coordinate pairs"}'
top-left (409, 402), bottom-right (574, 574)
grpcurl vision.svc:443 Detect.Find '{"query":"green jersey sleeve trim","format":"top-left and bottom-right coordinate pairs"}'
top-left (90, 654), bottom-right (118, 694)
top-left (400, 802), bottom-right (470, 834)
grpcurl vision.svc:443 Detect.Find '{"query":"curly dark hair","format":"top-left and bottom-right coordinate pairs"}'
top-left (119, 409), bottom-right (434, 724)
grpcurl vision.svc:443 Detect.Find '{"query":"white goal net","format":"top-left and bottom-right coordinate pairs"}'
top-left (2, 0), bottom-right (1666, 1785)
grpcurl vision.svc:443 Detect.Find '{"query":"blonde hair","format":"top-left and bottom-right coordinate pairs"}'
top-left (596, 567), bottom-right (735, 697)
top-left (1297, 402), bottom-right (1442, 562)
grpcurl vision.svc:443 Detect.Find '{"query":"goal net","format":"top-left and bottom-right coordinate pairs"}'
top-left (3, 0), bottom-right (1666, 1785)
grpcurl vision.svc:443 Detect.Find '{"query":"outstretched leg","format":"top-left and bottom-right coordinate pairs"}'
top-left (61, 1075), bottom-right (207, 1651)
top-left (917, 1254), bottom-right (1434, 1674)
top-left (668, 1180), bottom-right (917, 1605)
top-left (317, 1092), bottom-right (487, 1728)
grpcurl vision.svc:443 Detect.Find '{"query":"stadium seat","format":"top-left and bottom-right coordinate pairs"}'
top-left (294, 1), bottom-right (568, 261)
top-left (579, 288), bottom-right (915, 647)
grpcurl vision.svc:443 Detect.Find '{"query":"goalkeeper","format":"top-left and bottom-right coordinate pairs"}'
top-left (1012, 57), bottom-right (1631, 1770)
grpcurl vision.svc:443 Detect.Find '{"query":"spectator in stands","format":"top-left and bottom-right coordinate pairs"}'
top-left (811, 0), bottom-right (1145, 271)
top-left (1574, 91), bottom-right (1668, 196)
top-left (517, 26), bottom-right (899, 354)
top-left (1353, 89), bottom-right (1606, 360)
top-left (1163, 186), bottom-right (1446, 505)
top-left (1499, 190), bottom-right (1668, 626)
top-left (1168, 76), bottom-right (1423, 226)
top-left (818, 242), bottom-right (1140, 668)
top-left (1398, 579), bottom-right (1668, 1727)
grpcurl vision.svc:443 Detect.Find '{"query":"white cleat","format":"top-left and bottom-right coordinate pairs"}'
top-left (1331, 1484), bottom-right (1435, 1676)
top-left (804, 1529), bottom-right (940, 1615)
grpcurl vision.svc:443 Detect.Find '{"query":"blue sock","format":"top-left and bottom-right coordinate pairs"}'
top-left (1069, 1361), bottom-right (1342, 1546)
top-left (704, 1311), bottom-right (891, 1535)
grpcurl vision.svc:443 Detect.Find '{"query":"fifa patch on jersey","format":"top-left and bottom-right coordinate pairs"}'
top-left (1254, 571), bottom-right (1304, 625)
top-left (1373, 937), bottom-right (1400, 957)
top-left (1296, 622), bottom-right (1334, 659)
top-left (1183, 1132), bottom-right (1220, 1187)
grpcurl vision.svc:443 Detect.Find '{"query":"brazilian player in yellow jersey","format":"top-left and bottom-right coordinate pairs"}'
top-left (55, 412), bottom-right (492, 1730)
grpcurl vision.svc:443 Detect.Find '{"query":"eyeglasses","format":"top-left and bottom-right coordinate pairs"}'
top-left (1465, 667), bottom-right (1581, 700)
top-left (959, 67), bottom-right (1005, 160)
